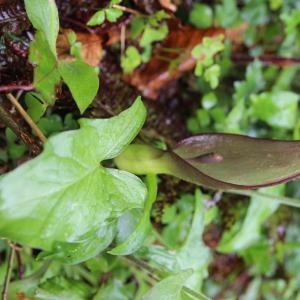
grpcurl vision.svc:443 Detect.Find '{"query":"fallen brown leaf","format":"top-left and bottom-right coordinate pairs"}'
top-left (57, 29), bottom-right (103, 67)
top-left (124, 20), bottom-right (225, 99)
top-left (124, 20), bottom-right (246, 99)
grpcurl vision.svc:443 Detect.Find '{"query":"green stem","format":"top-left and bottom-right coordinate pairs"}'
top-left (182, 286), bottom-right (211, 300)
top-left (123, 256), bottom-right (211, 300)
top-left (227, 190), bottom-right (300, 208)
top-left (2, 243), bottom-right (15, 300)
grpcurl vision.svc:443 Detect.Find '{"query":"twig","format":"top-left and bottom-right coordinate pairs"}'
top-left (120, 24), bottom-right (126, 56)
top-left (226, 189), bottom-right (300, 208)
top-left (0, 84), bottom-right (33, 93)
top-left (112, 4), bottom-right (141, 15)
top-left (15, 250), bottom-right (24, 279)
top-left (6, 93), bottom-right (47, 143)
top-left (60, 16), bottom-right (95, 34)
top-left (2, 243), bottom-right (16, 300)
top-left (0, 98), bottom-right (41, 154)
top-left (182, 286), bottom-right (211, 300)
top-left (231, 54), bottom-right (300, 66)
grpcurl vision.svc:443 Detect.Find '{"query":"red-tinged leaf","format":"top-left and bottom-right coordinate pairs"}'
top-left (174, 133), bottom-right (300, 189)
top-left (115, 134), bottom-right (300, 190)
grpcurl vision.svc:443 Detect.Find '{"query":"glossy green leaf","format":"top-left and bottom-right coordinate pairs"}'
top-left (87, 10), bottom-right (105, 26)
top-left (109, 175), bottom-right (157, 255)
top-left (142, 269), bottom-right (193, 300)
top-left (29, 31), bottom-right (61, 104)
top-left (0, 99), bottom-right (147, 263)
top-left (189, 4), bottom-right (213, 28)
top-left (58, 60), bottom-right (99, 113)
top-left (24, 0), bottom-right (59, 56)
top-left (115, 131), bottom-right (300, 189)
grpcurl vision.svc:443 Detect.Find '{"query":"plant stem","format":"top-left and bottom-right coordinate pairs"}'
top-left (112, 4), bottom-right (141, 15)
top-left (0, 97), bottom-right (41, 153)
top-left (227, 189), bottom-right (300, 208)
top-left (182, 286), bottom-right (212, 300)
top-left (6, 93), bottom-right (47, 143)
top-left (2, 243), bottom-right (15, 300)
top-left (231, 54), bottom-right (300, 66)
top-left (124, 256), bottom-right (212, 300)
top-left (0, 84), bottom-right (33, 93)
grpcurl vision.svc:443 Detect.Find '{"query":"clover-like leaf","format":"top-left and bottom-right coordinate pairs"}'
top-left (0, 98), bottom-right (147, 263)
top-left (115, 133), bottom-right (300, 190)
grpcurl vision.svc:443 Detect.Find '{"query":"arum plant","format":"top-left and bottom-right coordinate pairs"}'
top-left (115, 133), bottom-right (300, 206)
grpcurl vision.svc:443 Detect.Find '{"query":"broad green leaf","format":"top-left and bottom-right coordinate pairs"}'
top-left (189, 4), bottom-right (213, 28)
top-left (0, 99), bottom-right (147, 263)
top-left (115, 130), bottom-right (300, 190)
top-left (35, 276), bottom-right (93, 300)
top-left (58, 60), bottom-right (99, 113)
top-left (25, 92), bottom-right (47, 122)
top-left (38, 223), bottom-right (116, 264)
top-left (24, 0), bottom-right (59, 56)
top-left (121, 46), bottom-right (142, 74)
top-left (218, 185), bottom-right (283, 252)
top-left (250, 91), bottom-right (299, 129)
top-left (142, 269), bottom-right (193, 300)
top-left (109, 175), bottom-right (158, 255)
top-left (140, 24), bottom-right (168, 48)
top-left (105, 8), bottom-right (123, 22)
top-left (29, 31), bottom-right (61, 104)
top-left (87, 10), bottom-right (106, 26)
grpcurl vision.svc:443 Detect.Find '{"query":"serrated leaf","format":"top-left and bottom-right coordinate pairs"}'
top-left (29, 31), bottom-right (61, 104)
top-left (115, 131), bottom-right (300, 190)
top-left (58, 60), bottom-right (99, 113)
top-left (142, 269), bottom-right (193, 300)
top-left (0, 99), bottom-right (147, 263)
top-left (24, 0), bottom-right (59, 57)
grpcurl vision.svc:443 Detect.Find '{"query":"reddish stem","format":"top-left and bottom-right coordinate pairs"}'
top-left (232, 54), bottom-right (300, 66)
top-left (0, 84), bottom-right (34, 92)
